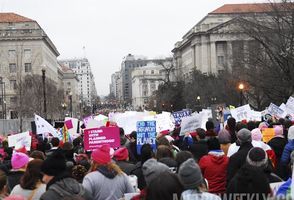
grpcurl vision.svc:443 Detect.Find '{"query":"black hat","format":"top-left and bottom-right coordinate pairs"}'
top-left (41, 150), bottom-right (66, 176)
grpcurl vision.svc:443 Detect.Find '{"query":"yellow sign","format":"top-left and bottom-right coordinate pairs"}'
top-left (262, 128), bottom-right (275, 143)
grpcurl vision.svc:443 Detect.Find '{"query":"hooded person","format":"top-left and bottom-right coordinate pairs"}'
top-left (227, 128), bottom-right (253, 183)
top-left (281, 126), bottom-right (294, 165)
top-left (179, 158), bottom-right (221, 200)
top-left (7, 152), bottom-right (29, 192)
top-left (199, 138), bottom-right (229, 194)
top-left (82, 144), bottom-right (134, 200)
top-left (268, 125), bottom-right (288, 179)
top-left (40, 150), bottom-right (92, 200)
top-left (113, 147), bottom-right (135, 175)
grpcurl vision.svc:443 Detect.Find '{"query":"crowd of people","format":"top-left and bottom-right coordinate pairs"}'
top-left (0, 116), bottom-right (293, 200)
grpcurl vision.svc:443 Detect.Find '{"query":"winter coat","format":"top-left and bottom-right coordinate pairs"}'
top-left (40, 174), bottom-right (92, 200)
top-left (227, 142), bottom-right (253, 183)
top-left (199, 150), bottom-right (229, 194)
top-left (6, 170), bottom-right (25, 192)
top-left (181, 189), bottom-right (221, 200)
top-left (276, 178), bottom-right (291, 198)
top-left (281, 140), bottom-right (294, 165)
top-left (82, 165), bottom-right (134, 200)
top-left (11, 184), bottom-right (46, 200)
top-left (116, 160), bottom-right (136, 175)
top-left (130, 162), bottom-right (146, 190)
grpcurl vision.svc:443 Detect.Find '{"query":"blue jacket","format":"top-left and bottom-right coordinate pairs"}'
top-left (276, 178), bottom-right (291, 197)
top-left (281, 140), bottom-right (294, 165)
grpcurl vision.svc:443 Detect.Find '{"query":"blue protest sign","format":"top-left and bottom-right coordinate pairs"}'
top-left (172, 110), bottom-right (192, 125)
top-left (136, 121), bottom-right (157, 155)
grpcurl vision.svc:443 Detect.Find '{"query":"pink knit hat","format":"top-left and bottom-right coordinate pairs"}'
top-left (251, 128), bottom-right (262, 141)
top-left (11, 152), bottom-right (29, 169)
top-left (274, 126), bottom-right (284, 137)
top-left (114, 147), bottom-right (129, 161)
top-left (91, 144), bottom-right (111, 164)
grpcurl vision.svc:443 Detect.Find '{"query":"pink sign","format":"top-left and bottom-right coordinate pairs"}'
top-left (84, 127), bottom-right (120, 151)
top-left (64, 120), bottom-right (73, 129)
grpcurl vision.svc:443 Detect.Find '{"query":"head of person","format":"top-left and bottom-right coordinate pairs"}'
top-left (119, 128), bottom-right (127, 145)
top-left (146, 171), bottom-right (183, 200)
top-left (236, 122), bottom-right (248, 132)
top-left (227, 117), bottom-right (236, 130)
top-left (142, 158), bottom-right (170, 187)
top-left (236, 128), bottom-right (252, 145)
top-left (196, 128), bottom-right (206, 140)
top-left (114, 147), bottom-right (129, 161)
top-left (72, 137), bottom-right (82, 147)
top-left (274, 125), bottom-right (284, 138)
top-left (140, 143), bottom-right (154, 164)
top-left (30, 150), bottom-right (45, 160)
top-left (90, 144), bottom-right (122, 174)
top-left (11, 152), bottom-right (30, 171)
top-left (175, 151), bottom-right (193, 172)
top-left (205, 121), bottom-right (214, 131)
top-left (0, 170), bottom-right (7, 194)
top-left (72, 165), bottom-right (88, 183)
top-left (258, 122), bottom-right (268, 131)
top-left (178, 158), bottom-right (205, 191)
top-left (157, 137), bottom-right (171, 148)
top-left (129, 131), bottom-right (137, 142)
top-left (51, 137), bottom-right (60, 148)
top-left (218, 128), bottom-right (231, 144)
top-left (251, 128), bottom-right (263, 141)
top-left (207, 137), bottom-right (221, 151)
top-left (288, 125), bottom-right (294, 141)
top-left (41, 150), bottom-right (67, 184)
top-left (155, 145), bottom-right (173, 160)
top-left (247, 121), bottom-right (257, 131)
top-left (20, 159), bottom-right (44, 190)
top-left (246, 147), bottom-right (268, 170)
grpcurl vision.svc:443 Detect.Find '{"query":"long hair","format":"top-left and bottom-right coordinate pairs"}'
top-left (90, 161), bottom-right (123, 175)
top-left (20, 159), bottom-right (43, 190)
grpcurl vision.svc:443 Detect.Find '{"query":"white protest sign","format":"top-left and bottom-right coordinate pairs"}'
top-left (155, 112), bottom-right (175, 132)
top-left (35, 114), bottom-right (62, 139)
top-left (65, 117), bottom-right (79, 138)
top-left (270, 182), bottom-right (285, 196)
top-left (8, 131), bottom-right (31, 151)
top-left (199, 109), bottom-right (212, 129)
top-left (248, 110), bottom-right (262, 121)
top-left (286, 96), bottom-right (294, 114)
top-left (86, 119), bottom-right (105, 129)
top-left (230, 104), bottom-right (251, 122)
top-left (180, 113), bottom-right (203, 135)
top-left (267, 103), bottom-right (285, 118)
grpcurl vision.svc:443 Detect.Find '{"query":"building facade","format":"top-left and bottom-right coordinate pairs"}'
top-left (131, 63), bottom-right (165, 110)
top-left (110, 71), bottom-right (123, 101)
top-left (0, 13), bottom-right (60, 119)
top-left (172, 4), bottom-right (272, 80)
top-left (59, 58), bottom-right (97, 107)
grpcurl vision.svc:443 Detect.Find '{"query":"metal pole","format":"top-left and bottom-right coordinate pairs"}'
top-left (1, 82), bottom-right (4, 119)
top-left (240, 90), bottom-right (243, 106)
top-left (42, 69), bottom-right (47, 119)
top-left (70, 95), bottom-right (73, 117)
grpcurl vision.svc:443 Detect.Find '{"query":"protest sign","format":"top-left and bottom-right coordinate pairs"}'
top-left (267, 103), bottom-right (285, 118)
top-left (286, 96), bottom-right (294, 114)
top-left (172, 110), bottom-right (192, 125)
top-left (35, 114), bottom-right (62, 139)
top-left (8, 131), bottom-right (31, 151)
top-left (84, 127), bottom-right (120, 151)
top-left (248, 110), bottom-right (262, 121)
top-left (262, 128), bottom-right (275, 143)
top-left (83, 116), bottom-right (93, 128)
top-left (230, 104), bottom-right (251, 122)
top-left (180, 113), bottom-right (202, 135)
top-left (199, 109), bottom-right (212, 129)
top-left (155, 112), bottom-right (174, 132)
top-left (65, 117), bottom-right (79, 138)
top-left (136, 121), bottom-right (157, 154)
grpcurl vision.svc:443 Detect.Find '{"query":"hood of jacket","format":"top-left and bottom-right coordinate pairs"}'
top-left (97, 165), bottom-right (118, 179)
top-left (208, 150), bottom-right (226, 164)
top-left (49, 177), bottom-right (86, 197)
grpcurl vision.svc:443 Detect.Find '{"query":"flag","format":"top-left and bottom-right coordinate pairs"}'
top-left (62, 124), bottom-right (71, 143)
top-left (34, 114), bottom-right (62, 140)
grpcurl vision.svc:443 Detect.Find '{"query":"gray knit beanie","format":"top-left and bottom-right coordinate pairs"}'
top-left (237, 128), bottom-right (252, 144)
top-left (142, 158), bottom-right (169, 186)
top-left (218, 128), bottom-right (231, 144)
top-left (178, 158), bottom-right (203, 190)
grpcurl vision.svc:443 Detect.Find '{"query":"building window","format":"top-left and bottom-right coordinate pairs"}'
top-left (217, 56), bottom-right (225, 66)
top-left (24, 63), bottom-right (32, 72)
top-left (10, 96), bottom-right (17, 104)
top-left (10, 80), bottom-right (17, 90)
top-left (151, 70), bottom-right (154, 74)
top-left (67, 82), bottom-right (71, 86)
top-left (24, 49), bottom-right (31, 58)
top-left (143, 70), bottom-right (146, 75)
top-left (8, 50), bottom-right (16, 58)
top-left (9, 63), bottom-right (16, 73)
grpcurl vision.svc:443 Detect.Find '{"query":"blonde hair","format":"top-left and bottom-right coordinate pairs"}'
top-left (91, 162), bottom-right (123, 175)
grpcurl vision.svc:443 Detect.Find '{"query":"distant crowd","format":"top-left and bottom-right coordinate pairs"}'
top-left (0, 116), bottom-right (293, 200)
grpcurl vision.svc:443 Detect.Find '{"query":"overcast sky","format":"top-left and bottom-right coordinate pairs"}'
top-left (1, 0), bottom-right (264, 95)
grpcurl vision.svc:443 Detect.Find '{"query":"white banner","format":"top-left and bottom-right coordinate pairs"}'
top-left (35, 114), bottom-right (62, 139)
top-left (180, 113), bottom-right (202, 135)
top-left (8, 131), bottom-right (31, 151)
top-left (286, 96), bottom-right (294, 114)
top-left (230, 104), bottom-right (252, 122)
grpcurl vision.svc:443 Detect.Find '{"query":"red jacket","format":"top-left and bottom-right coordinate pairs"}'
top-left (199, 150), bottom-right (229, 194)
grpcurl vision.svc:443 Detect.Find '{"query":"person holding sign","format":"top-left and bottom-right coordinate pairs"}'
top-left (82, 144), bottom-right (134, 200)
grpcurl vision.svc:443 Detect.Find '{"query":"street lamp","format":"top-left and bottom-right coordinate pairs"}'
top-left (238, 83), bottom-right (244, 106)
top-left (41, 69), bottom-right (47, 119)
top-left (69, 92), bottom-right (73, 117)
top-left (61, 103), bottom-right (67, 119)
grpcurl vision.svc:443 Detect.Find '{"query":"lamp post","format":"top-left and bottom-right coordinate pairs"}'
top-left (41, 69), bottom-right (47, 119)
top-left (69, 92), bottom-right (73, 117)
top-left (61, 103), bottom-right (67, 119)
top-left (238, 83), bottom-right (244, 106)
top-left (0, 80), bottom-right (5, 119)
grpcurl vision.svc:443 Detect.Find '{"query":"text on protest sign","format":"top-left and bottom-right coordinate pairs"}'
top-left (267, 103), bottom-right (285, 118)
top-left (83, 127), bottom-right (120, 151)
top-left (230, 104), bottom-right (251, 122)
top-left (286, 96), bottom-right (294, 114)
top-left (180, 114), bottom-right (202, 135)
top-left (136, 121), bottom-right (157, 155)
top-left (172, 110), bottom-right (192, 125)
top-left (83, 115), bottom-right (93, 128)
top-left (262, 128), bottom-right (275, 143)
top-left (8, 131), bottom-right (31, 151)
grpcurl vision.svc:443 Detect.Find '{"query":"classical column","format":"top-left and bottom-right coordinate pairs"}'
top-left (210, 42), bottom-right (217, 74)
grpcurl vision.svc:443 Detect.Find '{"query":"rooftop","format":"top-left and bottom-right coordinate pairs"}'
top-left (0, 12), bottom-right (34, 23)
